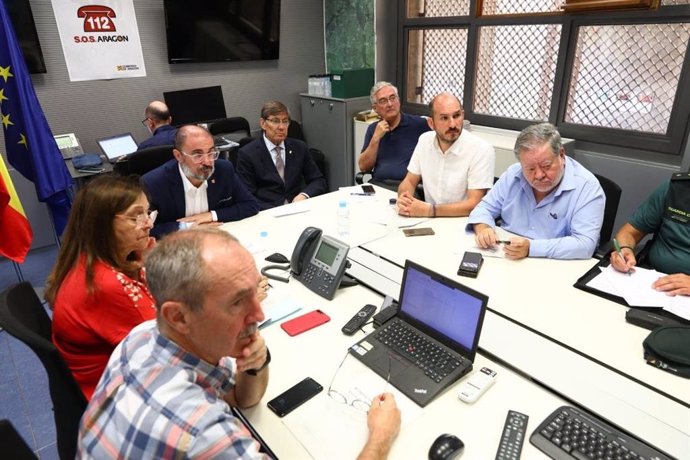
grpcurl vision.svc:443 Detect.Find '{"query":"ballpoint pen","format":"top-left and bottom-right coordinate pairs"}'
top-left (612, 238), bottom-right (632, 276)
top-left (496, 240), bottom-right (511, 245)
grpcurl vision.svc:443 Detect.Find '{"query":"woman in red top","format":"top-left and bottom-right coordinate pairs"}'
top-left (45, 175), bottom-right (157, 400)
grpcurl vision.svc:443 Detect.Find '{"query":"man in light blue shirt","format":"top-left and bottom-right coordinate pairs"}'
top-left (468, 123), bottom-right (604, 260)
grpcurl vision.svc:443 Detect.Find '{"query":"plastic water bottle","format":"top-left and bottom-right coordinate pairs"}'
top-left (337, 200), bottom-right (350, 237)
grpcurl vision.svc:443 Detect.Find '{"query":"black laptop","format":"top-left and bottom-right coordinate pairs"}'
top-left (96, 133), bottom-right (138, 163)
top-left (349, 260), bottom-right (488, 407)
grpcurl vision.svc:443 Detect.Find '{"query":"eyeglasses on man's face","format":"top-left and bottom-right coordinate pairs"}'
top-left (264, 118), bottom-right (291, 127)
top-left (376, 94), bottom-right (398, 106)
top-left (141, 117), bottom-right (151, 126)
top-left (179, 148), bottom-right (220, 163)
top-left (117, 210), bottom-right (158, 227)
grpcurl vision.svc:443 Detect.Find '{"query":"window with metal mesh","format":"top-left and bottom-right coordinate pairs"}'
top-left (480, 0), bottom-right (564, 15)
top-left (406, 0), bottom-right (470, 18)
top-left (406, 28), bottom-right (469, 105)
top-left (474, 24), bottom-right (561, 121)
top-left (565, 23), bottom-right (690, 134)
top-left (661, 0), bottom-right (690, 5)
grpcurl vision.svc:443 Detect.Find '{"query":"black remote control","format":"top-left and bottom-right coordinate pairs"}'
top-left (341, 304), bottom-right (377, 335)
top-left (495, 410), bottom-right (528, 460)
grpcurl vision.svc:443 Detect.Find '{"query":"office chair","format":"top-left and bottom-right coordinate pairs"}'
top-left (593, 173), bottom-right (622, 258)
top-left (0, 420), bottom-right (38, 460)
top-left (0, 283), bottom-right (88, 460)
top-left (309, 148), bottom-right (328, 190)
top-left (119, 144), bottom-right (175, 176)
top-left (288, 120), bottom-right (306, 142)
top-left (209, 117), bottom-right (251, 140)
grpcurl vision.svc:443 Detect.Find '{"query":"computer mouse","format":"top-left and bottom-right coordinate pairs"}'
top-left (428, 433), bottom-right (464, 460)
top-left (265, 252), bottom-right (289, 264)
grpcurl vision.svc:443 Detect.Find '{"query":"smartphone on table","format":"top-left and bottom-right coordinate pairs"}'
top-left (267, 377), bottom-right (323, 417)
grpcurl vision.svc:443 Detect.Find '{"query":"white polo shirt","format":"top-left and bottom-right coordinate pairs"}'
top-left (407, 130), bottom-right (495, 205)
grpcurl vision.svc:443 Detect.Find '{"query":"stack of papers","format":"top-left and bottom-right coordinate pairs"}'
top-left (587, 265), bottom-right (690, 320)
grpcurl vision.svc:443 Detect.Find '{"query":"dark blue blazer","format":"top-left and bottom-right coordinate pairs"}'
top-left (236, 138), bottom-right (327, 210)
top-left (142, 159), bottom-right (259, 238)
top-left (137, 125), bottom-right (177, 151)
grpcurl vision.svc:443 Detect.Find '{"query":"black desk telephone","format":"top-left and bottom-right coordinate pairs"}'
top-left (291, 227), bottom-right (349, 300)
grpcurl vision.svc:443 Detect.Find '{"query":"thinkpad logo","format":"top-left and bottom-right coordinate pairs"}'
top-left (414, 388), bottom-right (428, 394)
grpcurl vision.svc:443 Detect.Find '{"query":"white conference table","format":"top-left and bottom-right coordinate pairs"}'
top-left (219, 186), bottom-right (689, 458)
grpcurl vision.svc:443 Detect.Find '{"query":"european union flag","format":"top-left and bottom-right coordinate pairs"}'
top-left (0, 0), bottom-right (73, 235)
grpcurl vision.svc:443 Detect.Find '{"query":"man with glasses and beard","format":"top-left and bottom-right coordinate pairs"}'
top-left (468, 122), bottom-right (605, 260)
top-left (142, 125), bottom-right (259, 238)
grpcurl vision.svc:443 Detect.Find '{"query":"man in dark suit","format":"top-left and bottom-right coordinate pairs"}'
top-left (138, 101), bottom-right (177, 150)
top-left (142, 125), bottom-right (259, 238)
top-left (236, 100), bottom-right (327, 210)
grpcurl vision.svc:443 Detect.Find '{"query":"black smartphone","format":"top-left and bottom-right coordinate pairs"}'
top-left (458, 251), bottom-right (483, 278)
top-left (267, 377), bottom-right (323, 417)
top-left (361, 184), bottom-right (375, 195)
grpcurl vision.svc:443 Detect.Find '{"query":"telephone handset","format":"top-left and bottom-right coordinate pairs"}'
top-left (291, 226), bottom-right (350, 300)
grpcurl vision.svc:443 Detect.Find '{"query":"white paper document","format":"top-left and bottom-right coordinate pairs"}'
top-left (264, 200), bottom-right (311, 217)
top-left (587, 265), bottom-right (690, 320)
top-left (281, 356), bottom-right (422, 459)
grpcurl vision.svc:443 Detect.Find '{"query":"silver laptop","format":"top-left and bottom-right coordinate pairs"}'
top-left (96, 133), bottom-right (138, 163)
top-left (349, 260), bottom-right (488, 407)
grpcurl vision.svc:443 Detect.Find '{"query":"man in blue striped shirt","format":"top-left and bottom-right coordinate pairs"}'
top-left (78, 228), bottom-right (400, 459)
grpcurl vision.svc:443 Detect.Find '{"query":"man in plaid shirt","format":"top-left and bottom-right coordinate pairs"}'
top-left (77, 228), bottom-right (400, 459)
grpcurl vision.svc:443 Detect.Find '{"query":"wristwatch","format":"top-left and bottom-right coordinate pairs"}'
top-left (245, 348), bottom-right (271, 376)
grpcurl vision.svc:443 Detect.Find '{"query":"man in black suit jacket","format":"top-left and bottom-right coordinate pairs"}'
top-left (236, 100), bottom-right (327, 210)
top-left (142, 125), bottom-right (259, 238)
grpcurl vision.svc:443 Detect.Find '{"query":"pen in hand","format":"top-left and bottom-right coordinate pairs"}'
top-left (612, 238), bottom-right (632, 276)
top-left (496, 240), bottom-right (511, 245)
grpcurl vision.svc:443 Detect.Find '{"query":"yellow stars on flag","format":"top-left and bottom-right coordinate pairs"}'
top-left (1, 112), bottom-right (13, 129)
top-left (0, 88), bottom-right (7, 104)
top-left (0, 65), bottom-right (12, 83)
top-left (18, 133), bottom-right (27, 148)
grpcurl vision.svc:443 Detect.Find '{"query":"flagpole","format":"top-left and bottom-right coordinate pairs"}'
top-left (11, 260), bottom-right (24, 282)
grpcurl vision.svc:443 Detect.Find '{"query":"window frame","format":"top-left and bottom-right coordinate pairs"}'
top-left (398, 2), bottom-right (690, 156)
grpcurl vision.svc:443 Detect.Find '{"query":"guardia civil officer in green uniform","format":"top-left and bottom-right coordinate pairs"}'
top-left (610, 172), bottom-right (690, 296)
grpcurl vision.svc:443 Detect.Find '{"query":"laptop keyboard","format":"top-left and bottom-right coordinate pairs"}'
top-left (374, 320), bottom-right (463, 382)
top-left (530, 405), bottom-right (671, 460)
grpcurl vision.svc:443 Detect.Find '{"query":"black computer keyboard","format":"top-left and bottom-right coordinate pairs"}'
top-left (530, 406), bottom-right (672, 460)
top-left (375, 320), bottom-right (462, 382)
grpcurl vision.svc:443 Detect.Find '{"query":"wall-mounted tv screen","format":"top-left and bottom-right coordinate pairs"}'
top-left (5, 0), bottom-right (47, 74)
top-left (163, 86), bottom-right (227, 126)
top-left (164, 0), bottom-right (280, 64)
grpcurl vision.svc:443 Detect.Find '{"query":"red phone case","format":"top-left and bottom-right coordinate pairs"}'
top-left (281, 310), bottom-right (331, 336)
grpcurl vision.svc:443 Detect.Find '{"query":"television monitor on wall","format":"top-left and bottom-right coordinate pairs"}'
top-left (164, 0), bottom-right (280, 64)
top-left (5, 0), bottom-right (47, 74)
top-left (163, 86), bottom-right (227, 126)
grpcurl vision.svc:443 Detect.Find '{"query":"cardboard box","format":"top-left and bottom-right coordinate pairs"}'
top-left (330, 68), bottom-right (374, 99)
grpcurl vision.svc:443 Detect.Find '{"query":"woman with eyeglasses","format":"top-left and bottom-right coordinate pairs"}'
top-left (45, 174), bottom-right (157, 400)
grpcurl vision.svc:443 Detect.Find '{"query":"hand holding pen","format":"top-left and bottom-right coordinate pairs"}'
top-left (610, 238), bottom-right (635, 275)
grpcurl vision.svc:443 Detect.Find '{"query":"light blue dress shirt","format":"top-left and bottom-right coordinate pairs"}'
top-left (467, 156), bottom-right (605, 259)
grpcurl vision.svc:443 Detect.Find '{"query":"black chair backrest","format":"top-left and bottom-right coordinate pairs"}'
top-left (288, 120), bottom-right (306, 142)
top-left (121, 145), bottom-right (175, 176)
top-left (309, 148), bottom-right (328, 189)
top-left (594, 173), bottom-right (622, 250)
top-left (209, 117), bottom-right (251, 137)
top-left (0, 283), bottom-right (87, 460)
top-left (0, 420), bottom-right (38, 460)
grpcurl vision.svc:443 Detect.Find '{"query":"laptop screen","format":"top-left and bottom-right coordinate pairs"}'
top-left (97, 133), bottom-right (138, 160)
top-left (399, 261), bottom-right (487, 354)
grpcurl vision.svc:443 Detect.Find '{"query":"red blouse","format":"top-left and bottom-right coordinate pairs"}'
top-left (52, 257), bottom-right (156, 400)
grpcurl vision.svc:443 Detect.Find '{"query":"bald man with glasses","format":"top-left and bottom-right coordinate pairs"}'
top-left (142, 125), bottom-right (259, 238)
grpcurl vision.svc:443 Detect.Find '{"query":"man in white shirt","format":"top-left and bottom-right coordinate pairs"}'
top-left (397, 92), bottom-right (495, 217)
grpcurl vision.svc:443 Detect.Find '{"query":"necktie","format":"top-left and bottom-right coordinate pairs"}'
top-left (275, 146), bottom-right (285, 182)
